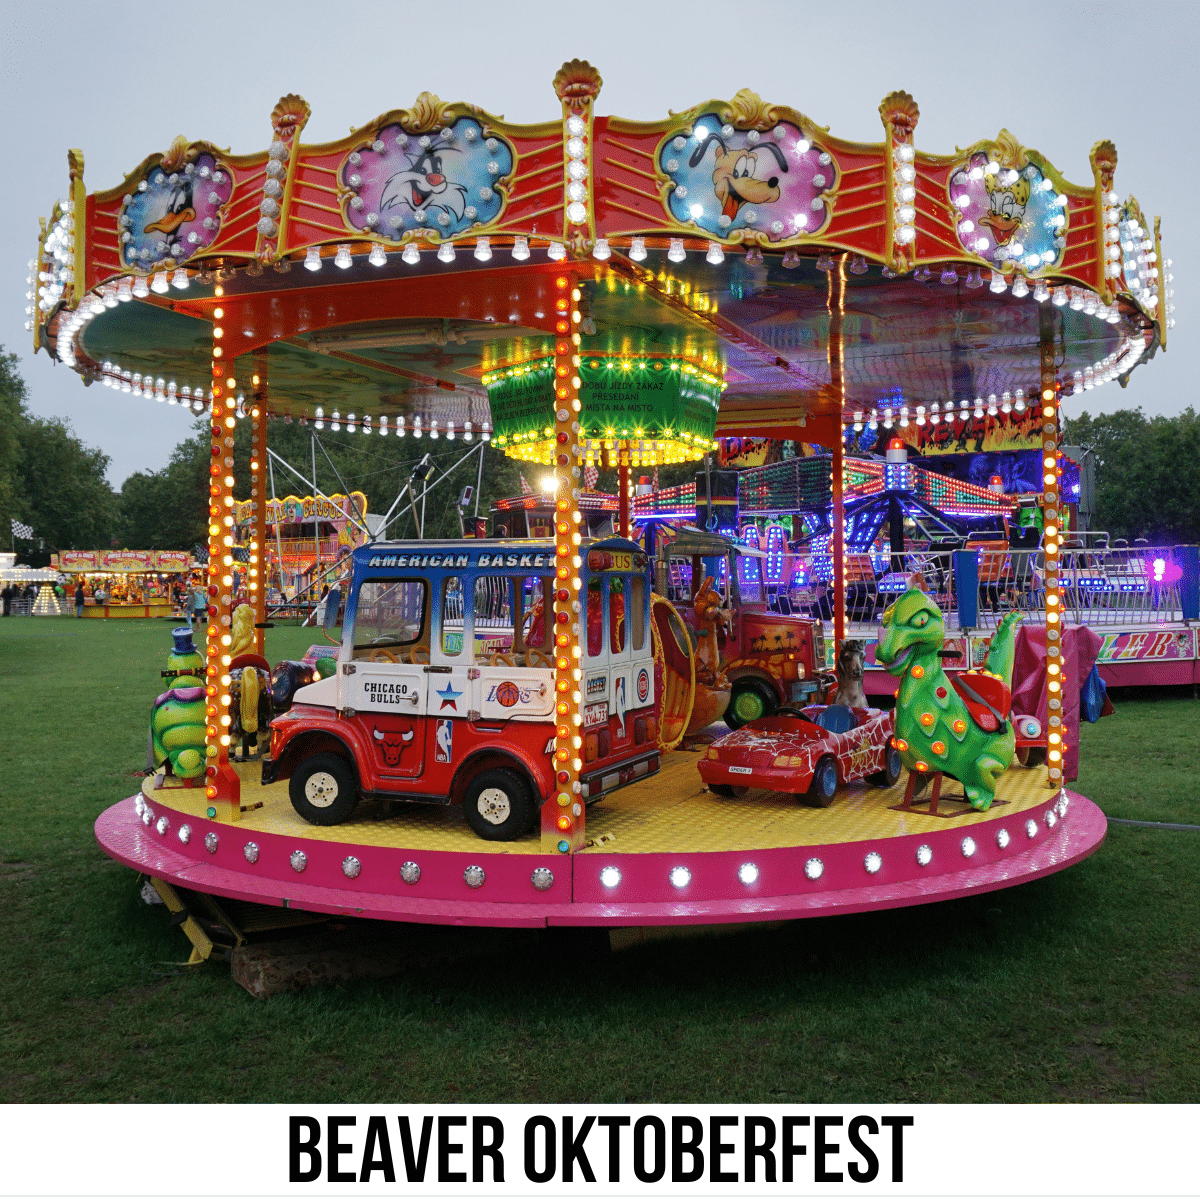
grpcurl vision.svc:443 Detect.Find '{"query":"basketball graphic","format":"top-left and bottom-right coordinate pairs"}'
top-left (636, 668), bottom-right (649, 704)
top-left (495, 681), bottom-right (520, 708)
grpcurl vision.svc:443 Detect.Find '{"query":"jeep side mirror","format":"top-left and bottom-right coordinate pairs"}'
top-left (323, 587), bottom-right (341, 632)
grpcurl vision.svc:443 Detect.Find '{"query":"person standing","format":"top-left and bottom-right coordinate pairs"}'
top-left (74, 579), bottom-right (85, 618)
top-left (1, 583), bottom-right (12, 617)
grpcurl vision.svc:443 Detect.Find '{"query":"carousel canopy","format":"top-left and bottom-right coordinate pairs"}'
top-left (30, 62), bottom-right (1169, 451)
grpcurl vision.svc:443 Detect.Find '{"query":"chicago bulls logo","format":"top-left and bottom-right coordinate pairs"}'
top-left (373, 723), bottom-right (415, 767)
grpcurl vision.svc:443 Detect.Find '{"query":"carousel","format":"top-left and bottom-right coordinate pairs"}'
top-left (32, 62), bottom-right (1169, 940)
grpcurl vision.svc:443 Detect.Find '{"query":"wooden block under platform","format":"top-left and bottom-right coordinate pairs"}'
top-left (229, 921), bottom-right (538, 998)
top-left (231, 933), bottom-right (415, 999)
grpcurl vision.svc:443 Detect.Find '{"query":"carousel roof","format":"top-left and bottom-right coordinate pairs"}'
top-left (30, 62), bottom-right (1170, 443)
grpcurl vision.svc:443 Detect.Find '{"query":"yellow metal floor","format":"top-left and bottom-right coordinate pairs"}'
top-left (145, 739), bottom-right (1054, 856)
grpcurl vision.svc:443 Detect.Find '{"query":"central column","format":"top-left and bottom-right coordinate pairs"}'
top-left (205, 301), bottom-right (241, 819)
top-left (544, 269), bottom-right (587, 855)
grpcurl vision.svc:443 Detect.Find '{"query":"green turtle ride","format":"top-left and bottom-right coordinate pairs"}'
top-left (149, 628), bottom-right (207, 783)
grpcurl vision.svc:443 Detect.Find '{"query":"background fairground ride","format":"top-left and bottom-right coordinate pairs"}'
top-left (497, 439), bottom-right (1198, 694)
top-left (34, 62), bottom-right (1178, 934)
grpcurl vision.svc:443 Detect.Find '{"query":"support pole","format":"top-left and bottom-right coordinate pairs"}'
top-left (473, 441), bottom-right (484, 522)
top-left (545, 269), bottom-right (586, 855)
top-left (618, 459), bottom-right (630, 538)
top-left (1039, 305), bottom-right (1065, 791)
top-left (204, 310), bottom-right (241, 819)
top-left (250, 351), bottom-right (268, 657)
top-left (828, 256), bottom-right (849, 651)
top-left (832, 425), bottom-right (846, 650)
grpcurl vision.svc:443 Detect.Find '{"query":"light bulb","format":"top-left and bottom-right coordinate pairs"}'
top-left (369, 244), bottom-right (387, 267)
top-left (512, 236), bottom-right (530, 261)
top-left (402, 243), bottom-right (420, 265)
top-left (334, 245), bottom-right (352, 269)
top-left (437, 242), bottom-right (456, 263)
top-left (706, 242), bottom-right (724, 264)
top-left (304, 247), bottom-right (322, 271)
top-left (547, 242), bottom-right (566, 261)
top-left (592, 238), bottom-right (610, 260)
top-left (629, 237), bottom-right (647, 262)
top-left (474, 237), bottom-right (492, 262)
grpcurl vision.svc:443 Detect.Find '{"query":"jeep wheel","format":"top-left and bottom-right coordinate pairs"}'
top-left (709, 783), bottom-right (749, 798)
top-left (725, 677), bottom-right (778, 730)
top-left (289, 753), bottom-right (360, 825)
top-left (463, 768), bottom-right (537, 841)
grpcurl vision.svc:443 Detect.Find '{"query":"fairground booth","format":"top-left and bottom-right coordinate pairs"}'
top-left (56, 549), bottom-right (192, 617)
top-left (30, 63), bottom-right (1186, 945)
top-left (234, 490), bottom-right (372, 605)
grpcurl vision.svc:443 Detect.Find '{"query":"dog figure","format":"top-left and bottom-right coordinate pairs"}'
top-left (689, 135), bottom-right (788, 223)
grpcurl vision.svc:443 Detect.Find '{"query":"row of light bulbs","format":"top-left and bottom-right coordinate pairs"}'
top-left (308, 406), bottom-right (490, 440)
top-left (28, 203), bottom-right (75, 328)
top-left (42, 234), bottom-right (1166, 338)
top-left (94, 357), bottom-right (492, 439)
top-left (891, 142), bottom-right (918, 248)
top-left (99, 361), bottom-right (213, 411)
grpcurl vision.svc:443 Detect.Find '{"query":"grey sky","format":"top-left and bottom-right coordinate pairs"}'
top-left (3, 0), bottom-right (1195, 487)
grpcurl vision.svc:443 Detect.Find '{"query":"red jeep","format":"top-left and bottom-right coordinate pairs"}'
top-left (262, 537), bottom-right (660, 841)
top-left (657, 529), bottom-right (826, 728)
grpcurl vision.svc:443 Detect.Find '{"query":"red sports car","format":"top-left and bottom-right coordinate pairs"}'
top-left (697, 705), bottom-right (900, 806)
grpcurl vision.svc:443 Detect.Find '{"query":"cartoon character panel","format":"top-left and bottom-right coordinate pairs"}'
top-left (658, 115), bottom-right (836, 242)
top-left (948, 145), bottom-right (1068, 274)
top-left (340, 119), bottom-right (514, 242)
top-left (120, 152), bottom-right (233, 272)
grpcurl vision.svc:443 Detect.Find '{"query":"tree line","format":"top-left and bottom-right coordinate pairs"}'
top-left (1063, 407), bottom-right (1200, 544)
top-left (4, 344), bottom-right (1193, 557)
top-left (1, 346), bottom-right (687, 558)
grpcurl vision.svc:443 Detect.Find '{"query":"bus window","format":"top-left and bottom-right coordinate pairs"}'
top-left (518, 576), bottom-right (554, 661)
top-left (473, 575), bottom-right (513, 661)
top-left (609, 577), bottom-right (627, 654)
top-left (441, 577), bottom-right (464, 656)
top-left (630, 575), bottom-right (646, 651)
top-left (351, 579), bottom-right (428, 661)
top-left (586, 577), bottom-right (604, 657)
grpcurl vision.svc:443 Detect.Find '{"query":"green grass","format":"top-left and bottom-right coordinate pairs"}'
top-left (1, 615), bottom-right (1197, 1103)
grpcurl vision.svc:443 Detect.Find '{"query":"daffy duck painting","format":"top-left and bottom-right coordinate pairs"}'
top-left (145, 176), bottom-right (196, 237)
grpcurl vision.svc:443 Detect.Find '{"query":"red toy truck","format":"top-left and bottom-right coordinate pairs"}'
top-left (656, 528), bottom-right (826, 728)
top-left (262, 537), bottom-right (660, 840)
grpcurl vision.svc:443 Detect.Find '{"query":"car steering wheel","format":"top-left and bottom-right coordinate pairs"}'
top-left (368, 648), bottom-right (400, 663)
top-left (525, 648), bottom-right (554, 669)
top-left (488, 652), bottom-right (517, 667)
top-left (775, 705), bottom-right (822, 726)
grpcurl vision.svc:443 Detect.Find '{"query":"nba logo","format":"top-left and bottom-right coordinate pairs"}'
top-left (435, 719), bottom-right (453, 763)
